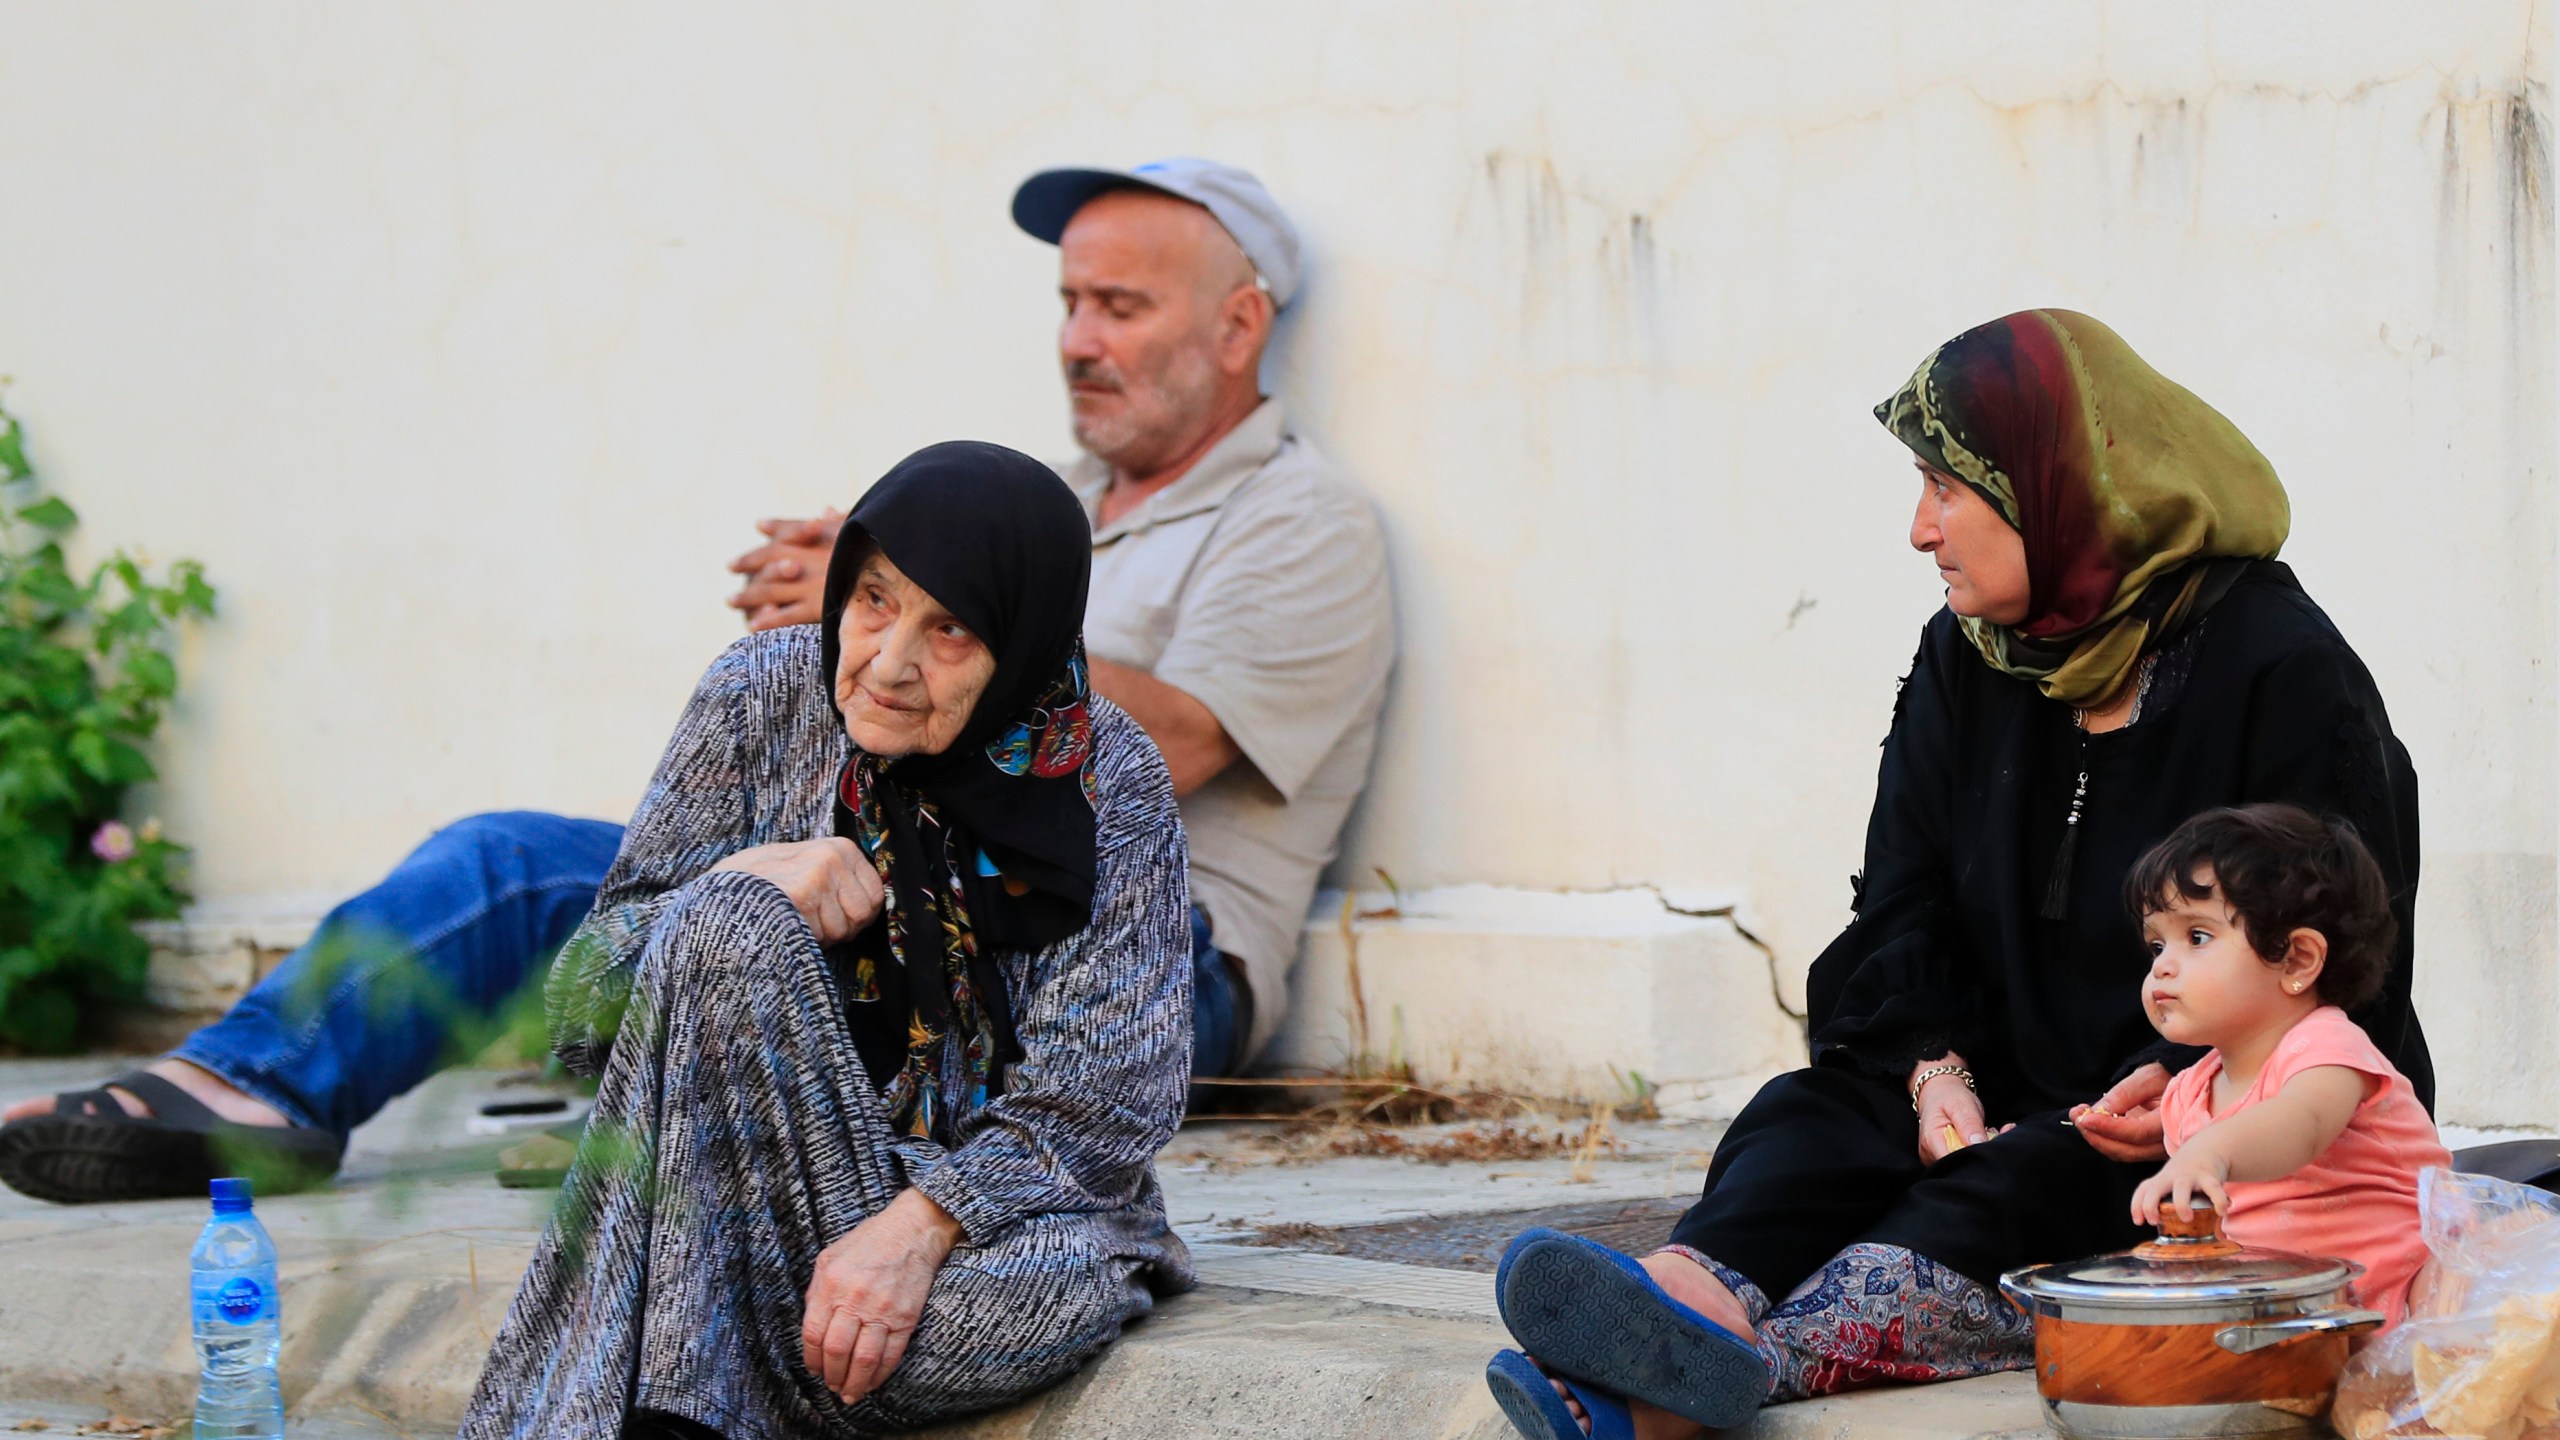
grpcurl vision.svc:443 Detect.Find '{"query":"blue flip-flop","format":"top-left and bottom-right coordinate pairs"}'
top-left (1495, 1227), bottom-right (1768, 1429)
top-left (1485, 1349), bottom-right (1633, 1440)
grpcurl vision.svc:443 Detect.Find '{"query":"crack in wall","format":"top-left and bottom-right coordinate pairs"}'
top-left (1327, 881), bottom-right (1812, 1035)
top-left (1645, 887), bottom-right (1809, 1030)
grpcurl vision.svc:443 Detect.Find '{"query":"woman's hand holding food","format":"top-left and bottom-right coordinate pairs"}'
top-left (802, 1189), bottom-right (964, 1406)
top-left (712, 838), bottom-right (885, 943)
top-left (1912, 1053), bottom-right (2010, 1162)
top-left (2071, 1063), bottom-right (2172, 1162)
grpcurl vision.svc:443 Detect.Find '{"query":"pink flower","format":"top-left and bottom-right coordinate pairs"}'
top-left (90, 821), bottom-right (136, 863)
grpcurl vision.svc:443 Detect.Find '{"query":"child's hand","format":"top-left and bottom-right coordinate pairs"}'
top-left (2131, 1147), bottom-right (2230, 1227)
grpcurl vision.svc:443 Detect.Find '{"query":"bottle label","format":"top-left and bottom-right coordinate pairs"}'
top-left (195, 1273), bottom-right (271, 1325)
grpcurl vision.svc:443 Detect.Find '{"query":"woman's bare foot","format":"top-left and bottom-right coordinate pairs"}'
top-left (1532, 1359), bottom-right (1598, 1435)
top-left (0, 1059), bottom-right (293, 1128)
top-left (1534, 1251), bottom-right (1756, 1439)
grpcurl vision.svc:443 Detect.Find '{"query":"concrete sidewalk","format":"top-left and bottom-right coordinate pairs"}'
top-left (0, 1061), bottom-right (2047, 1438)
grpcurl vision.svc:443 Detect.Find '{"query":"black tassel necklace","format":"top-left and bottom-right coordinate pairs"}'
top-left (2040, 654), bottom-right (2160, 921)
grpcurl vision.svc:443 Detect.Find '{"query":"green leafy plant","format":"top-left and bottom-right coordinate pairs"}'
top-left (0, 397), bottom-right (214, 1050)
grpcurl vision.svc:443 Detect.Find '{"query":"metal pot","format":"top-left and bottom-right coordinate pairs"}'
top-left (2000, 1204), bottom-right (2384, 1439)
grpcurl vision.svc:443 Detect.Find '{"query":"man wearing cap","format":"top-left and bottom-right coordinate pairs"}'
top-left (731, 159), bottom-right (1395, 1084)
top-left (0, 158), bottom-right (1391, 1205)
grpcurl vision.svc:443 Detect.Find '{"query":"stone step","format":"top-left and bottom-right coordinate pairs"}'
top-left (0, 1064), bottom-right (2047, 1439)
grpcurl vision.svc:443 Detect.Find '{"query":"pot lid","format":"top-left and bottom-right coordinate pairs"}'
top-left (2002, 1203), bottom-right (2359, 1308)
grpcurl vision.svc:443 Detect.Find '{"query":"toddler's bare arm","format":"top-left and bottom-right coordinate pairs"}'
top-left (2210, 1065), bottom-right (2370, 1182)
top-left (2130, 1065), bottom-right (2370, 1224)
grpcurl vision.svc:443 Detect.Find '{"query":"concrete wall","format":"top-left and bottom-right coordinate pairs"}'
top-left (0, 3), bottom-right (2549, 1124)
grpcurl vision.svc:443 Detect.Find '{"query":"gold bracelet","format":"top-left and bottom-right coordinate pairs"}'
top-left (1908, 1063), bottom-right (1974, 1113)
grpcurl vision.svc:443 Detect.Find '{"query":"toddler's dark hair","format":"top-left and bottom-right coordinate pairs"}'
top-left (2122, 803), bottom-right (2396, 1012)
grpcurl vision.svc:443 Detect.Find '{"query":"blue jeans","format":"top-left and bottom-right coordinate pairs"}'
top-left (1189, 905), bottom-right (1250, 1081)
top-left (174, 812), bottom-right (624, 1138)
top-left (173, 811), bottom-right (1243, 1136)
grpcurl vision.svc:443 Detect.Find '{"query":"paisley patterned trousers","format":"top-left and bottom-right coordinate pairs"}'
top-left (1661, 1241), bottom-right (2034, 1401)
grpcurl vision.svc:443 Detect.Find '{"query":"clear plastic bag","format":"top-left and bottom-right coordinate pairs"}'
top-left (2333, 1167), bottom-right (2560, 1440)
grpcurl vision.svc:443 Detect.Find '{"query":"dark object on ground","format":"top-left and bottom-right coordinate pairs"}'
top-left (2451, 1139), bottom-right (2560, 1194)
top-left (1495, 1226), bottom-right (1769, 1429)
top-left (479, 1096), bottom-right (573, 1118)
top-left (0, 1071), bottom-right (341, 1204)
top-left (1245, 1195), bottom-right (1689, 1272)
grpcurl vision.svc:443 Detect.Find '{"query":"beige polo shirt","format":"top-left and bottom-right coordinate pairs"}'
top-left (1062, 399), bottom-right (1395, 1061)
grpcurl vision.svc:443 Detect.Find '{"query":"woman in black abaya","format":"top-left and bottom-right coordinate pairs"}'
top-left (1488, 310), bottom-right (2431, 1440)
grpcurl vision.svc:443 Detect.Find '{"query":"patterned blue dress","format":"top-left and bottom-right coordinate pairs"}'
top-left (458, 628), bottom-right (1196, 1439)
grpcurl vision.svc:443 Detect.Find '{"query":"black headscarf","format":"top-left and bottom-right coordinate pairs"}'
top-left (818, 440), bottom-right (1097, 1141)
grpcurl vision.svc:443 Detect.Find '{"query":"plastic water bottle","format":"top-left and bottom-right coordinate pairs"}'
top-left (190, 1177), bottom-right (284, 1439)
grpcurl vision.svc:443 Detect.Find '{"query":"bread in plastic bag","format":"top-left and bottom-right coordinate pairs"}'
top-left (2333, 1167), bottom-right (2560, 1440)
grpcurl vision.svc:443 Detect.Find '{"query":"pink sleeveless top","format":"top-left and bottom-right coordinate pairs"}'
top-left (2159, 1006), bottom-right (2449, 1326)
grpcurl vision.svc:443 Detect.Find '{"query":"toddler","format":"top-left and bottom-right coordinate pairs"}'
top-left (2120, 803), bottom-right (2450, 1327)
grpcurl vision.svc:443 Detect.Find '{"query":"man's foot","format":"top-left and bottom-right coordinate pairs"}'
top-left (1, 1059), bottom-right (293, 1129)
top-left (0, 1065), bottom-right (342, 1204)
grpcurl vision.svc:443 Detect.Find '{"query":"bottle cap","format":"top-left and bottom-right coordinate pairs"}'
top-left (209, 1177), bottom-right (254, 1213)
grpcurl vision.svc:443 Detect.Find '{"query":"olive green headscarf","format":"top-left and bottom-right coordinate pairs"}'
top-left (1875, 310), bottom-right (2292, 709)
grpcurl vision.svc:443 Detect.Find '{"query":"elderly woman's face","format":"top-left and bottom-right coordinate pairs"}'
top-left (835, 552), bottom-right (998, 758)
top-left (1910, 464), bottom-right (2031, 625)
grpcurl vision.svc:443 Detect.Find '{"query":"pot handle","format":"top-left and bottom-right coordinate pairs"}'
top-left (2214, 1310), bottom-right (2387, 1354)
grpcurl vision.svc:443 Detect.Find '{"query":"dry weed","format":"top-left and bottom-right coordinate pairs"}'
top-left (1181, 1073), bottom-right (1650, 1168)
top-left (1203, 1109), bottom-right (1627, 1167)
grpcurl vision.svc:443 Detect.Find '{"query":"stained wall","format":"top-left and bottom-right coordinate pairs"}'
top-left (0, 2), bottom-right (2548, 1123)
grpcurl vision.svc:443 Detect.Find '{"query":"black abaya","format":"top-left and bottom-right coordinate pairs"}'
top-left (1671, 562), bottom-right (2430, 1298)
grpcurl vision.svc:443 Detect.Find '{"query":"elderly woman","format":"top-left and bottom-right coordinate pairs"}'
top-left (460, 443), bottom-right (1195, 1440)
top-left (1487, 311), bottom-right (2432, 1439)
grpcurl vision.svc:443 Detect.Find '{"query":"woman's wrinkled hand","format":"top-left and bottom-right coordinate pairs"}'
top-left (712, 838), bottom-right (884, 944)
top-left (2071, 1063), bottom-right (2171, 1162)
top-left (801, 1189), bottom-right (963, 1407)
top-left (1912, 1053), bottom-right (2009, 1163)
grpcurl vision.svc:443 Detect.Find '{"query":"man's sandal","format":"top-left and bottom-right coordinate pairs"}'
top-left (0, 1071), bottom-right (343, 1204)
